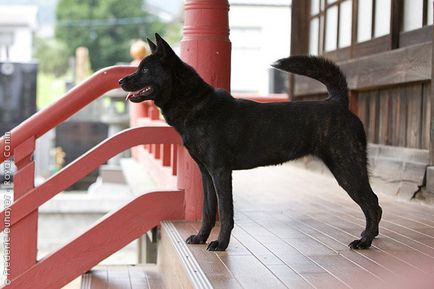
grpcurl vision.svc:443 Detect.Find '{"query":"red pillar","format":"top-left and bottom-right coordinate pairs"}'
top-left (178, 0), bottom-right (231, 221)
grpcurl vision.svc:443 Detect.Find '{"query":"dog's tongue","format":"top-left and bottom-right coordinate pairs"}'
top-left (125, 90), bottom-right (140, 101)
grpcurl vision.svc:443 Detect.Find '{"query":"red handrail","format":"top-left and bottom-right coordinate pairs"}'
top-left (3, 189), bottom-right (185, 289)
top-left (0, 126), bottom-right (181, 231)
top-left (0, 65), bottom-right (136, 164)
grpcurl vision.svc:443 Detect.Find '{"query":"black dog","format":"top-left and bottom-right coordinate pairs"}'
top-left (119, 34), bottom-right (382, 251)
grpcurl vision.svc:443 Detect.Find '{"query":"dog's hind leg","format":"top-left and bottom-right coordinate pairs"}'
top-left (186, 166), bottom-right (218, 244)
top-left (321, 153), bottom-right (382, 249)
top-left (206, 168), bottom-right (234, 251)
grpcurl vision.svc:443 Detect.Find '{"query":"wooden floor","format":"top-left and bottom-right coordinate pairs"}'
top-left (174, 164), bottom-right (434, 289)
top-left (81, 265), bottom-right (164, 289)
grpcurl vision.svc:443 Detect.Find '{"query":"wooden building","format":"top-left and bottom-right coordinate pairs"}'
top-left (290, 0), bottom-right (434, 200)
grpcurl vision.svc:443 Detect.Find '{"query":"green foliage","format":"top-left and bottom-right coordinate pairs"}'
top-left (37, 73), bottom-right (67, 109)
top-left (34, 38), bottom-right (69, 77)
top-left (55, 0), bottom-right (177, 70)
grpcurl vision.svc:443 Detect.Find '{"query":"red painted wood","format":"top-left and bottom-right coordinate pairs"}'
top-left (154, 144), bottom-right (161, 159)
top-left (135, 147), bottom-right (178, 190)
top-left (130, 102), bottom-right (149, 127)
top-left (178, 0), bottom-right (231, 221)
top-left (0, 126), bottom-right (181, 231)
top-left (176, 146), bottom-right (203, 221)
top-left (4, 190), bottom-right (184, 289)
top-left (182, 0), bottom-right (231, 90)
top-left (162, 144), bottom-right (171, 167)
top-left (130, 102), bottom-right (150, 160)
top-left (172, 144), bottom-right (178, 176)
top-left (0, 66), bottom-right (136, 164)
top-left (149, 106), bottom-right (160, 154)
top-left (9, 137), bottom-right (37, 280)
top-left (236, 94), bottom-right (289, 103)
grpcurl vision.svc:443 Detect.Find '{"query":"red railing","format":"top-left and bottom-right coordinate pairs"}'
top-left (0, 66), bottom-right (134, 164)
top-left (0, 62), bottom-right (289, 288)
top-left (0, 66), bottom-right (187, 289)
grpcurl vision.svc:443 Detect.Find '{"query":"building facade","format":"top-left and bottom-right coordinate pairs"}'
top-left (290, 0), bottom-right (434, 200)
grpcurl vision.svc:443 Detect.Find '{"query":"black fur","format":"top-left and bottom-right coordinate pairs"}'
top-left (119, 34), bottom-right (382, 251)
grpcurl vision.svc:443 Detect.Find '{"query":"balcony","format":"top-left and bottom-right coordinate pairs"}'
top-left (79, 164), bottom-right (434, 289)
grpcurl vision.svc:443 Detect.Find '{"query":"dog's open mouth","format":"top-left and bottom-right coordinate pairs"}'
top-left (126, 85), bottom-right (154, 101)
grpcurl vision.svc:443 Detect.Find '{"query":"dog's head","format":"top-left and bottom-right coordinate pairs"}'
top-left (119, 33), bottom-right (180, 104)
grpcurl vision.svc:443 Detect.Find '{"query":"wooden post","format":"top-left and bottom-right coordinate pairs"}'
top-left (430, 0), bottom-right (434, 165)
top-left (178, 0), bottom-right (231, 221)
top-left (289, 0), bottom-right (310, 100)
top-left (9, 137), bottom-right (37, 280)
top-left (349, 90), bottom-right (358, 114)
top-left (390, 0), bottom-right (401, 50)
top-left (162, 144), bottom-right (171, 167)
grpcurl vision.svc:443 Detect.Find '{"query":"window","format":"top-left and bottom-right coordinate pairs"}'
top-left (402, 0), bottom-right (433, 32)
top-left (357, 0), bottom-right (391, 42)
top-left (309, 0), bottom-right (353, 55)
top-left (374, 0), bottom-right (391, 37)
top-left (306, 0), bottom-right (433, 58)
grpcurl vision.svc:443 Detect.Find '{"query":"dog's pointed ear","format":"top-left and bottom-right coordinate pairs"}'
top-left (147, 38), bottom-right (157, 54)
top-left (154, 33), bottom-right (177, 62)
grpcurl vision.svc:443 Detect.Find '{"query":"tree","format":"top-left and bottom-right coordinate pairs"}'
top-left (55, 0), bottom-right (176, 70)
top-left (34, 37), bottom-right (69, 77)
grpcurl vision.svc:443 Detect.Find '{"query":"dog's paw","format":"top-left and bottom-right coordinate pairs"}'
top-left (206, 240), bottom-right (227, 251)
top-left (186, 234), bottom-right (206, 244)
top-left (349, 238), bottom-right (372, 249)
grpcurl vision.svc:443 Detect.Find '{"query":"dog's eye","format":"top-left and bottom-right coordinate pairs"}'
top-left (142, 68), bottom-right (149, 73)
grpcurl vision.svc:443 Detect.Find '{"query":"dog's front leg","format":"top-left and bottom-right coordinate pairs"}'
top-left (186, 166), bottom-right (217, 244)
top-left (207, 168), bottom-right (233, 251)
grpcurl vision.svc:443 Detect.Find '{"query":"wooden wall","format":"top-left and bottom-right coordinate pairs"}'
top-left (296, 81), bottom-right (431, 150)
top-left (357, 82), bottom-right (431, 150)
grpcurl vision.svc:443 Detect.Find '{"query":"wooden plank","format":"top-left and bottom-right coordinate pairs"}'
top-left (422, 82), bottom-right (431, 149)
top-left (82, 266), bottom-right (164, 289)
top-left (398, 89), bottom-right (408, 147)
top-left (406, 85), bottom-right (423, 148)
top-left (390, 87), bottom-right (400, 146)
top-left (294, 42), bottom-right (432, 96)
top-left (163, 222), bottom-right (222, 289)
top-left (400, 25), bottom-right (433, 48)
top-left (378, 90), bottom-right (390, 145)
top-left (367, 91), bottom-right (378, 143)
top-left (162, 144), bottom-right (171, 167)
top-left (218, 255), bottom-right (288, 289)
top-left (352, 35), bottom-right (391, 59)
top-left (357, 93), bottom-right (368, 130)
top-left (349, 90), bottom-right (358, 114)
top-left (157, 165), bottom-right (434, 289)
top-left (431, 20), bottom-right (434, 163)
top-left (176, 146), bottom-right (203, 221)
top-left (263, 265), bottom-right (315, 289)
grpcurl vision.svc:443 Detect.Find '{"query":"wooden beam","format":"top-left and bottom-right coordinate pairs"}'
top-left (294, 42), bottom-right (432, 96)
top-left (430, 0), bottom-right (434, 164)
top-left (390, 0), bottom-right (401, 49)
top-left (290, 0), bottom-right (309, 56)
top-left (289, 0), bottom-right (309, 100)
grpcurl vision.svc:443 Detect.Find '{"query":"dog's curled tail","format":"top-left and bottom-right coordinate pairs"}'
top-left (271, 55), bottom-right (348, 108)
